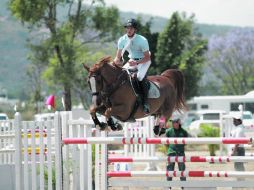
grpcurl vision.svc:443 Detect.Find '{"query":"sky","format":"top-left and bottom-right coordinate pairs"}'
top-left (103, 0), bottom-right (254, 27)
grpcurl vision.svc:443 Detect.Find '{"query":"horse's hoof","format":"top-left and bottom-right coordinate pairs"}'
top-left (116, 122), bottom-right (123, 131)
top-left (99, 122), bottom-right (108, 131)
top-left (159, 127), bottom-right (166, 136)
top-left (153, 125), bottom-right (160, 135)
top-left (110, 124), bottom-right (117, 131)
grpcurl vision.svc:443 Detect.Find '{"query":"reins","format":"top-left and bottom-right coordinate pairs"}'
top-left (101, 70), bottom-right (128, 98)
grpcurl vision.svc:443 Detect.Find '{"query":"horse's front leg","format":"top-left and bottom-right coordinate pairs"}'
top-left (105, 108), bottom-right (123, 131)
top-left (90, 105), bottom-right (107, 130)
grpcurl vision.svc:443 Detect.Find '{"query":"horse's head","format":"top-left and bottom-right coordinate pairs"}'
top-left (84, 56), bottom-right (115, 107)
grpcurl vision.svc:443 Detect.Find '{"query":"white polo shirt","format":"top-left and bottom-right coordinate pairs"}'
top-left (118, 34), bottom-right (149, 59)
top-left (230, 124), bottom-right (245, 147)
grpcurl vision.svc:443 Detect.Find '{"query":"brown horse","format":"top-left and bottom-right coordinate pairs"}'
top-left (84, 56), bottom-right (186, 134)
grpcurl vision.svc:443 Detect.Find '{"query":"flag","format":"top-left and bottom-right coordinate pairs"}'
top-left (46, 95), bottom-right (55, 110)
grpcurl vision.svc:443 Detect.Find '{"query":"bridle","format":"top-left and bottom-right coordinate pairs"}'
top-left (88, 72), bottom-right (103, 96)
top-left (88, 69), bottom-right (128, 102)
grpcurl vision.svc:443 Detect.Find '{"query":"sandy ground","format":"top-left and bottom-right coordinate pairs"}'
top-left (108, 143), bottom-right (254, 190)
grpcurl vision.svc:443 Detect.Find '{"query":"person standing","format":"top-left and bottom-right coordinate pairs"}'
top-left (113, 18), bottom-right (151, 114)
top-left (165, 118), bottom-right (188, 189)
top-left (231, 116), bottom-right (245, 171)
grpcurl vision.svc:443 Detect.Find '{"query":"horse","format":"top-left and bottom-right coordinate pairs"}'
top-left (83, 56), bottom-right (186, 135)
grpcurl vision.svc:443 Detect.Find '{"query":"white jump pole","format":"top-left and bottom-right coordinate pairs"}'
top-left (63, 137), bottom-right (253, 145)
top-left (108, 156), bottom-right (254, 163)
top-left (107, 171), bottom-right (254, 178)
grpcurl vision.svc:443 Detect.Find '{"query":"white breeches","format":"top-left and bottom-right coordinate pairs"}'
top-left (123, 60), bottom-right (151, 81)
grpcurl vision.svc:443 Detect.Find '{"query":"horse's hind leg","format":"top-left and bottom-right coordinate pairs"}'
top-left (153, 115), bottom-right (161, 135)
top-left (153, 115), bottom-right (167, 136)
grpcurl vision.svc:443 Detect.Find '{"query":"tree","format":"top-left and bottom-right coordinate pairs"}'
top-left (155, 12), bottom-right (207, 99)
top-left (207, 29), bottom-right (254, 95)
top-left (9, 0), bottom-right (121, 110)
top-left (26, 43), bottom-right (50, 113)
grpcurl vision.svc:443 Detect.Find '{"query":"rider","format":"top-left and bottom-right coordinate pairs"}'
top-left (113, 18), bottom-right (151, 114)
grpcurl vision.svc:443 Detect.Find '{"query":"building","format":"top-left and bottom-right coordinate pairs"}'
top-left (187, 90), bottom-right (254, 114)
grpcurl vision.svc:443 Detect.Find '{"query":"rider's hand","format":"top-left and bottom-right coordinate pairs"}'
top-left (113, 60), bottom-right (123, 67)
top-left (113, 57), bottom-right (124, 66)
top-left (128, 59), bottom-right (138, 66)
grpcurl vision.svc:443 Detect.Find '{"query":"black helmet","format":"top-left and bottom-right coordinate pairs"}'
top-left (172, 118), bottom-right (181, 123)
top-left (124, 18), bottom-right (138, 29)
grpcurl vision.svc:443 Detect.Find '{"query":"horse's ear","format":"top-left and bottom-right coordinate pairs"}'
top-left (83, 63), bottom-right (90, 72)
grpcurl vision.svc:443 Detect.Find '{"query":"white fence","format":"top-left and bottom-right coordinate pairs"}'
top-left (0, 111), bottom-right (156, 190)
top-left (0, 112), bottom-right (60, 190)
top-left (1, 112), bottom-right (254, 190)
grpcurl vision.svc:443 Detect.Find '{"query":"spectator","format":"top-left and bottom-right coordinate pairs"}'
top-left (166, 118), bottom-right (188, 189)
top-left (231, 116), bottom-right (245, 171)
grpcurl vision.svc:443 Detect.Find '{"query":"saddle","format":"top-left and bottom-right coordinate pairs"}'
top-left (123, 68), bottom-right (160, 122)
top-left (127, 68), bottom-right (160, 99)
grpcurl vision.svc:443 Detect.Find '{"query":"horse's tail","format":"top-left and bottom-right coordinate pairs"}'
top-left (161, 69), bottom-right (187, 112)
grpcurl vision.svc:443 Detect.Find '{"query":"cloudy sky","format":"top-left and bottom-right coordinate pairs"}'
top-left (103, 0), bottom-right (254, 27)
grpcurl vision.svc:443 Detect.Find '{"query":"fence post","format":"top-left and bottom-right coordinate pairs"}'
top-left (61, 111), bottom-right (70, 190)
top-left (55, 111), bottom-right (63, 190)
top-left (100, 131), bottom-right (108, 190)
top-left (14, 112), bottom-right (23, 190)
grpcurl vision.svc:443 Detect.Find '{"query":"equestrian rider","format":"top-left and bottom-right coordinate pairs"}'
top-left (113, 18), bottom-right (151, 114)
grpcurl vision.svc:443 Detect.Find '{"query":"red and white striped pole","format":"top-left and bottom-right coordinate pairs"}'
top-left (107, 171), bottom-right (254, 178)
top-left (108, 156), bottom-right (254, 163)
top-left (63, 137), bottom-right (253, 145)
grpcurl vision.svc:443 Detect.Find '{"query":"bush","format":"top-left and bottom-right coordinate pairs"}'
top-left (156, 144), bottom-right (168, 155)
top-left (198, 124), bottom-right (220, 156)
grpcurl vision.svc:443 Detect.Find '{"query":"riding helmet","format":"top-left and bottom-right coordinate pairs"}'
top-left (124, 18), bottom-right (138, 29)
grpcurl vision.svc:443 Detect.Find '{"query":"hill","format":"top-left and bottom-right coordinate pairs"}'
top-left (0, 0), bottom-right (29, 99)
top-left (120, 11), bottom-right (237, 38)
top-left (0, 1), bottom-right (242, 99)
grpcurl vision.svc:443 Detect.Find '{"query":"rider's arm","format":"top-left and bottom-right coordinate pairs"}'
top-left (128, 50), bottom-right (151, 66)
top-left (137, 50), bottom-right (151, 65)
top-left (113, 49), bottom-right (122, 65)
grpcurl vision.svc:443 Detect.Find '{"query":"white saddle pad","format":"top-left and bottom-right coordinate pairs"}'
top-left (148, 82), bottom-right (160, 98)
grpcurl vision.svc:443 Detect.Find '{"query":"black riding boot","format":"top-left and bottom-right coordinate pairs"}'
top-left (140, 79), bottom-right (150, 114)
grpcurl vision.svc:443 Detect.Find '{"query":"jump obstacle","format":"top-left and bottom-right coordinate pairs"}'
top-left (63, 131), bottom-right (254, 189)
top-left (60, 115), bottom-right (254, 190)
top-left (1, 111), bottom-right (254, 190)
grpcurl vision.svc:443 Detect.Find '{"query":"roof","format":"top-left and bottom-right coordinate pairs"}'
top-left (245, 90), bottom-right (254, 97)
top-left (189, 90), bottom-right (254, 101)
top-left (196, 110), bottom-right (226, 114)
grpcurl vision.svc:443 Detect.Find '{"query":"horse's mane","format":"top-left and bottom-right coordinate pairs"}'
top-left (89, 56), bottom-right (112, 75)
